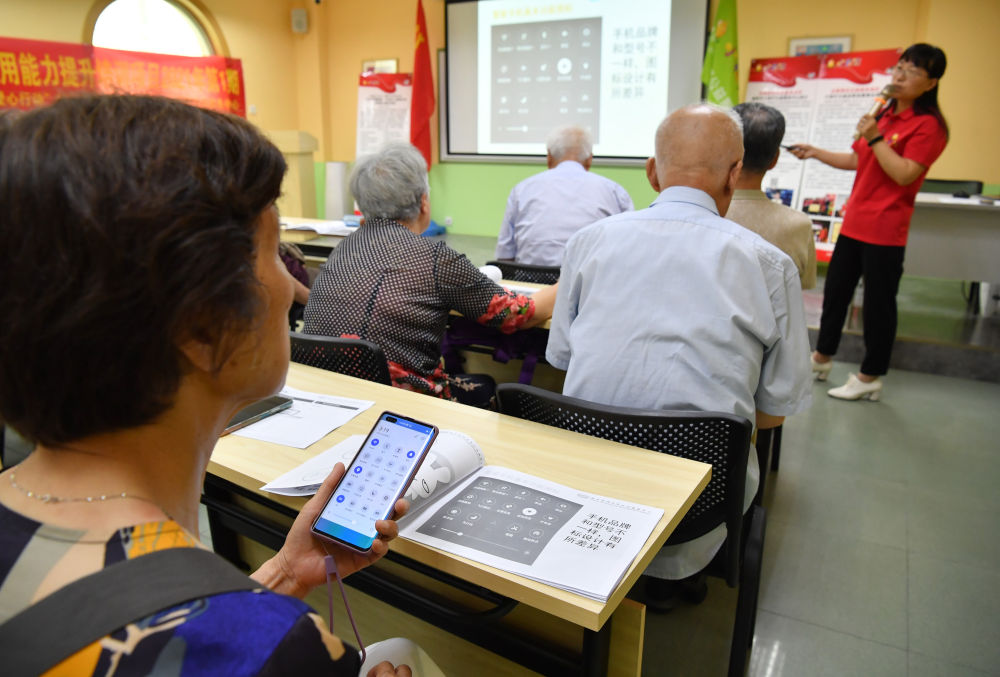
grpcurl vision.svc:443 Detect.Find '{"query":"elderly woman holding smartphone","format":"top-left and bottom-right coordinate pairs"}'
top-left (790, 43), bottom-right (948, 401)
top-left (0, 96), bottom-right (430, 676)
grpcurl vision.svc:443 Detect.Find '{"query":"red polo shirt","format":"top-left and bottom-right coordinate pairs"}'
top-left (841, 106), bottom-right (947, 247)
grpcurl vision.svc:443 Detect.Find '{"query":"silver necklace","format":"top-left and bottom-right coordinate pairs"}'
top-left (8, 470), bottom-right (159, 507)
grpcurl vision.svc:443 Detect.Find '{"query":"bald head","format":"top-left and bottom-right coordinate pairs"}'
top-left (646, 104), bottom-right (744, 213)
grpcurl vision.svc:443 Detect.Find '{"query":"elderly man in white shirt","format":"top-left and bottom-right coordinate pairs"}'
top-left (547, 104), bottom-right (812, 610)
top-left (494, 126), bottom-right (633, 267)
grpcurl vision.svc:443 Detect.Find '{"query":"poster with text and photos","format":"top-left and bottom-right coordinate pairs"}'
top-left (745, 49), bottom-right (900, 261)
top-left (356, 72), bottom-right (413, 158)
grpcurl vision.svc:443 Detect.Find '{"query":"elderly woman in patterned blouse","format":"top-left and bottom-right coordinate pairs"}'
top-left (304, 143), bottom-right (557, 406)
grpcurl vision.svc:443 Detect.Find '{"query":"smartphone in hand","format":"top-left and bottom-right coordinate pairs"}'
top-left (311, 411), bottom-right (439, 553)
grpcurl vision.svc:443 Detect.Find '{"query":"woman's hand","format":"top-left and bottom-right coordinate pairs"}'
top-left (789, 143), bottom-right (858, 171)
top-left (856, 114), bottom-right (880, 142)
top-left (788, 143), bottom-right (818, 160)
top-left (367, 662), bottom-right (412, 677)
top-left (251, 462), bottom-right (409, 598)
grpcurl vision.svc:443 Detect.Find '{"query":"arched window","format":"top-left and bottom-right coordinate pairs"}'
top-left (91, 0), bottom-right (216, 57)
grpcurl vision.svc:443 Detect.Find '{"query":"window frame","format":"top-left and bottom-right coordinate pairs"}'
top-left (84, 0), bottom-right (229, 57)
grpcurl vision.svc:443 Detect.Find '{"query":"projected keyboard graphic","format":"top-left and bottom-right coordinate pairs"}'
top-left (491, 18), bottom-right (601, 144)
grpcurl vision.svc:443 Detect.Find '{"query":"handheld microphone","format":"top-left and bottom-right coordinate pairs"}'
top-left (853, 85), bottom-right (895, 140)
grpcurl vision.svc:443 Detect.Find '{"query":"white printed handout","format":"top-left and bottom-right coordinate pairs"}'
top-left (502, 284), bottom-right (538, 297)
top-left (280, 216), bottom-right (356, 236)
top-left (400, 466), bottom-right (662, 601)
top-left (261, 430), bottom-right (484, 507)
top-left (261, 428), bottom-right (662, 600)
top-left (233, 385), bottom-right (374, 449)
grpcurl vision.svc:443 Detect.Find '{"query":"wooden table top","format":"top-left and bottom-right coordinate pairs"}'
top-left (209, 363), bottom-right (709, 630)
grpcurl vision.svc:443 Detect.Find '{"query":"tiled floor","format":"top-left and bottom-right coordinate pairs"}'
top-left (641, 366), bottom-right (1000, 676)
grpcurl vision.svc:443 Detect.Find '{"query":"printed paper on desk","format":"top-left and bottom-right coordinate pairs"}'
top-left (233, 386), bottom-right (373, 449)
top-left (280, 216), bottom-right (356, 236)
top-left (400, 465), bottom-right (664, 601)
top-left (261, 430), bottom-right (484, 502)
top-left (503, 284), bottom-right (538, 297)
top-left (262, 435), bottom-right (365, 496)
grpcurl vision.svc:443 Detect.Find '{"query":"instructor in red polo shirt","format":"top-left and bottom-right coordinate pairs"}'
top-left (790, 43), bottom-right (948, 401)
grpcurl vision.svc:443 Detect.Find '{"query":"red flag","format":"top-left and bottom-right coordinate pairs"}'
top-left (410, 0), bottom-right (435, 168)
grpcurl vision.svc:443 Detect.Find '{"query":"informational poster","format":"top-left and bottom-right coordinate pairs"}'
top-left (745, 49), bottom-right (900, 260)
top-left (0, 36), bottom-right (245, 115)
top-left (356, 72), bottom-right (413, 158)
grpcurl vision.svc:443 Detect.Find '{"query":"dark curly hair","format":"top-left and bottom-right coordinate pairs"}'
top-left (0, 95), bottom-right (287, 446)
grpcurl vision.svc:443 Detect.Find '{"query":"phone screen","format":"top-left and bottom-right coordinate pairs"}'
top-left (312, 412), bottom-right (438, 552)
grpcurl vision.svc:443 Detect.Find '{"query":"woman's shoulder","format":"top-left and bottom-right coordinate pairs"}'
top-left (910, 110), bottom-right (948, 137)
top-left (0, 504), bottom-right (360, 675)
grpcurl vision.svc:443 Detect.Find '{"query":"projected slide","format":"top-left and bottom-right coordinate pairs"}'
top-left (475, 0), bottom-right (671, 157)
top-left (491, 18), bottom-right (602, 144)
top-left (445, 0), bottom-right (707, 160)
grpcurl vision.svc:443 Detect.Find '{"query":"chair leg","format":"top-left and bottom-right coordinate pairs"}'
top-left (753, 429), bottom-right (772, 506)
top-left (728, 505), bottom-right (766, 677)
top-left (770, 424), bottom-right (782, 471)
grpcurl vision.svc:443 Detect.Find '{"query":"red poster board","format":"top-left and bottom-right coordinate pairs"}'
top-left (746, 49), bottom-right (901, 262)
top-left (0, 36), bottom-right (245, 116)
top-left (356, 72), bottom-right (413, 158)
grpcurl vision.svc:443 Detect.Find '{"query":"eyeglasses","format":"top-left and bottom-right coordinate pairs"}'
top-left (892, 64), bottom-right (928, 79)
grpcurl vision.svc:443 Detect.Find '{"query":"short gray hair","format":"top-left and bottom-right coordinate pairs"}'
top-left (546, 126), bottom-right (593, 162)
top-left (350, 142), bottom-right (429, 221)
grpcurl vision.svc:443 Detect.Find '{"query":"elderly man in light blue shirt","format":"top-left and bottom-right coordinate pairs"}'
top-left (547, 104), bottom-right (812, 607)
top-left (495, 126), bottom-right (633, 267)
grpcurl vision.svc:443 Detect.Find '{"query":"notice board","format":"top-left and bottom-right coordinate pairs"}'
top-left (745, 49), bottom-right (900, 260)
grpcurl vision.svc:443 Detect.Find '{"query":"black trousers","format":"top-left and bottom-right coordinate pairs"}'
top-left (816, 234), bottom-right (905, 376)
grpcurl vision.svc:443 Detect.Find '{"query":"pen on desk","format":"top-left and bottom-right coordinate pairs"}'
top-left (290, 396), bottom-right (359, 411)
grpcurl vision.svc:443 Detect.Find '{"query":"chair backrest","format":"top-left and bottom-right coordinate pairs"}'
top-left (289, 332), bottom-right (392, 385)
top-left (495, 383), bottom-right (752, 585)
top-left (920, 178), bottom-right (983, 195)
top-left (485, 260), bottom-right (560, 285)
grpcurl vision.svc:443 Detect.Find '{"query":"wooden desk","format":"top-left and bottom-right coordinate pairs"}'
top-left (207, 363), bottom-right (710, 674)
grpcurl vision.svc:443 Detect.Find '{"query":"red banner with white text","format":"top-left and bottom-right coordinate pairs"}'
top-left (0, 36), bottom-right (245, 116)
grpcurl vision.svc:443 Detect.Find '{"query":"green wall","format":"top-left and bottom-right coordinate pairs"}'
top-left (315, 161), bottom-right (659, 237)
top-left (315, 163), bottom-right (1000, 236)
top-left (426, 163), bottom-right (658, 236)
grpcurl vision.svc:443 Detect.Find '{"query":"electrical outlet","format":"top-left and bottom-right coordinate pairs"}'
top-left (444, 216), bottom-right (453, 226)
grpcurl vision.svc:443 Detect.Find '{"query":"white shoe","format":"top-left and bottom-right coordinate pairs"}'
top-left (811, 355), bottom-right (833, 381)
top-left (827, 373), bottom-right (882, 401)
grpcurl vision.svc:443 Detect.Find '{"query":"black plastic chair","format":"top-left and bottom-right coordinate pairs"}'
top-left (485, 260), bottom-right (560, 285)
top-left (920, 178), bottom-right (983, 196)
top-left (495, 383), bottom-right (762, 677)
top-left (289, 332), bottom-right (392, 385)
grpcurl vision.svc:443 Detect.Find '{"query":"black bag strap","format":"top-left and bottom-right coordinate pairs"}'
top-left (0, 546), bottom-right (261, 677)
